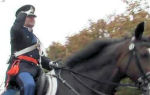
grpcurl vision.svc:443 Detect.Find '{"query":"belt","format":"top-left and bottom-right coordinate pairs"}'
top-left (18, 55), bottom-right (38, 65)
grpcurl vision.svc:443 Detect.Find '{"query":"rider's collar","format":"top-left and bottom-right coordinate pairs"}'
top-left (24, 26), bottom-right (33, 32)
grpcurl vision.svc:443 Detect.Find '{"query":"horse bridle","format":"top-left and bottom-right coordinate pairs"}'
top-left (51, 37), bottom-right (150, 95)
top-left (126, 38), bottom-right (150, 93)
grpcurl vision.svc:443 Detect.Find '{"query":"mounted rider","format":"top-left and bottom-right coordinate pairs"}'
top-left (4, 4), bottom-right (52, 95)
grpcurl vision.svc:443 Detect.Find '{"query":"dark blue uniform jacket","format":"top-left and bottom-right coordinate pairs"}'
top-left (9, 13), bottom-right (51, 79)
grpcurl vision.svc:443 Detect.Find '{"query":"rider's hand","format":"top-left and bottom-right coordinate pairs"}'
top-left (20, 7), bottom-right (34, 16)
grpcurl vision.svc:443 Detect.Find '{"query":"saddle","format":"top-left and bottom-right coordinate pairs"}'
top-left (35, 70), bottom-right (50, 95)
top-left (2, 70), bottom-right (58, 95)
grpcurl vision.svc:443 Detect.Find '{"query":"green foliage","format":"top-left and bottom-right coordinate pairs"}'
top-left (116, 78), bottom-right (141, 95)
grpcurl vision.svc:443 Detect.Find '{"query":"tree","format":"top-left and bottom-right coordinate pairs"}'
top-left (47, 42), bottom-right (66, 61)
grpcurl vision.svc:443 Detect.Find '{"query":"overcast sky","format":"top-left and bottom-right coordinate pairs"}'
top-left (0, 0), bottom-right (127, 86)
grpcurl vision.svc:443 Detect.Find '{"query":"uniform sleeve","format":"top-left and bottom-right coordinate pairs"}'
top-left (11, 13), bottom-right (27, 32)
top-left (41, 56), bottom-right (52, 70)
top-left (10, 13), bottom-right (27, 54)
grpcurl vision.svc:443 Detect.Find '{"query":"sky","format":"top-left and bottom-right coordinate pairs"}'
top-left (0, 0), bottom-right (127, 88)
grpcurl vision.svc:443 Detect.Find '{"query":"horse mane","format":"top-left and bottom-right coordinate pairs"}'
top-left (65, 38), bottom-right (127, 68)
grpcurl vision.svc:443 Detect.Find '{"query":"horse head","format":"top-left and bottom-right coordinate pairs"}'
top-left (117, 22), bottom-right (150, 95)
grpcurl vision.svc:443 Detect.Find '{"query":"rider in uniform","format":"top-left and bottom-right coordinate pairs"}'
top-left (3, 5), bottom-right (52, 95)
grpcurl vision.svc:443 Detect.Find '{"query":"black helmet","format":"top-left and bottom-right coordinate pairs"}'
top-left (15, 4), bottom-right (36, 17)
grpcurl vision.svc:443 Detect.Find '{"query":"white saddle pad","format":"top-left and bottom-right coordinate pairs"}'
top-left (45, 70), bottom-right (58, 95)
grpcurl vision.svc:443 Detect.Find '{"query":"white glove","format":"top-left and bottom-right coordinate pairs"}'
top-left (21, 7), bottom-right (34, 16)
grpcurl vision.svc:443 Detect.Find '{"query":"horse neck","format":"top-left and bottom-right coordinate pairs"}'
top-left (59, 40), bottom-right (128, 95)
top-left (71, 61), bottom-right (125, 94)
top-left (57, 64), bottom-right (125, 95)
top-left (71, 42), bottom-right (128, 94)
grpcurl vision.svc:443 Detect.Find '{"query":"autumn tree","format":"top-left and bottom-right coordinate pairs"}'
top-left (47, 42), bottom-right (66, 61)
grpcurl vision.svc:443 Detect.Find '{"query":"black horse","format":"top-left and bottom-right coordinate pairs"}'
top-left (2, 22), bottom-right (150, 95)
top-left (56, 22), bottom-right (150, 95)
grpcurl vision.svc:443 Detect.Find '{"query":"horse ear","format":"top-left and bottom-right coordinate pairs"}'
top-left (134, 22), bottom-right (145, 40)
